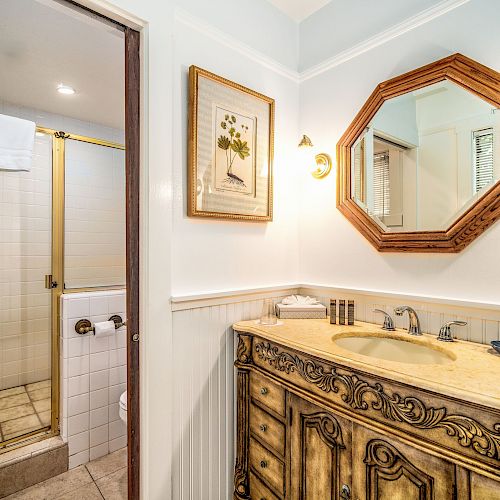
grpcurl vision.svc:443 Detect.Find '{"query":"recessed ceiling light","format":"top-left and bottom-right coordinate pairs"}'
top-left (57, 83), bottom-right (75, 95)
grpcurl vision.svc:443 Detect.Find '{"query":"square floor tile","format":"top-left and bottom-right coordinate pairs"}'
top-left (27, 387), bottom-right (51, 401)
top-left (85, 447), bottom-right (127, 481)
top-left (0, 403), bottom-right (35, 423)
top-left (33, 398), bottom-right (51, 413)
top-left (0, 386), bottom-right (26, 399)
top-left (39, 411), bottom-right (51, 426)
top-left (95, 467), bottom-right (127, 500)
top-left (25, 380), bottom-right (50, 392)
top-left (0, 393), bottom-right (30, 410)
top-left (1, 414), bottom-right (42, 440)
top-left (55, 481), bottom-right (104, 499)
top-left (4, 465), bottom-right (93, 499)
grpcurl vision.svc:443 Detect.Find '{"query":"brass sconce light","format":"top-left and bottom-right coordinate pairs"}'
top-left (297, 135), bottom-right (332, 179)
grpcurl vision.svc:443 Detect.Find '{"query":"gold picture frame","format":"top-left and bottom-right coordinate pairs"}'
top-left (188, 66), bottom-right (274, 221)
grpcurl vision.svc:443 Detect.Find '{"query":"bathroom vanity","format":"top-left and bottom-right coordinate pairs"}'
top-left (233, 319), bottom-right (500, 499)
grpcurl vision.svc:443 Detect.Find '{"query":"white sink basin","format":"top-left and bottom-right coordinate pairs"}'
top-left (334, 335), bottom-right (454, 365)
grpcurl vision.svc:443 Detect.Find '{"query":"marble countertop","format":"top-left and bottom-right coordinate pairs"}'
top-left (233, 318), bottom-right (500, 410)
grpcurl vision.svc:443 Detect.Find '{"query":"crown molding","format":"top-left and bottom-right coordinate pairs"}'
top-left (175, 0), bottom-right (471, 84)
top-left (299, 0), bottom-right (472, 81)
top-left (174, 8), bottom-right (301, 83)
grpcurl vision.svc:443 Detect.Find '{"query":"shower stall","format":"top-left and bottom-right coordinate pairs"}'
top-left (0, 125), bottom-right (125, 448)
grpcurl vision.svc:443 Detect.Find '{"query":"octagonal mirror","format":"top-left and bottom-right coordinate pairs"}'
top-left (337, 54), bottom-right (500, 252)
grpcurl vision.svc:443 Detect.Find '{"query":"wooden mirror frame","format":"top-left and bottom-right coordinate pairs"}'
top-left (336, 53), bottom-right (500, 252)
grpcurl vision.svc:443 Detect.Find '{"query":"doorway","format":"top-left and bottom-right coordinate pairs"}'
top-left (0, 1), bottom-right (140, 497)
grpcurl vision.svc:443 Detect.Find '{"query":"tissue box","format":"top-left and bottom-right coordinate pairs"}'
top-left (275, 303), bottom-right (327, 319)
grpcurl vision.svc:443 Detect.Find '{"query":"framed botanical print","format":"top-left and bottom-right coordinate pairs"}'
top-left (188, 66), bottom-right (274, 221)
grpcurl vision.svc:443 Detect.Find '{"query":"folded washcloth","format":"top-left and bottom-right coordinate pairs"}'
top-left (0, 114), bottom-right (36, 171)
top-left (280, 295), bottom-right (320, 306)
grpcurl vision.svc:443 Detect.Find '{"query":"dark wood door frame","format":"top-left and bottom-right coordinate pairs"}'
top-left (60, 2), bottom-right (141, 498)
top-left (124, 26), bottom-right (141, 500)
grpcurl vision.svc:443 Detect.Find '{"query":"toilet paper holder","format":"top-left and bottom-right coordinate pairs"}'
top-left (75, 315), bottom-right (126, 335)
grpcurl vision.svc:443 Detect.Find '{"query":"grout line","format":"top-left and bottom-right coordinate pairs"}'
top-left (24, 385), bottom-right (44, 430)
top-left (93, 476), bottom-right (106, 499)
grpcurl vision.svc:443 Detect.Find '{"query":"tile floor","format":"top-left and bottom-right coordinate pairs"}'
top-left (0, 381), bottom-right (51, 443)
top-left (4, 447), bottom-right (127, 499)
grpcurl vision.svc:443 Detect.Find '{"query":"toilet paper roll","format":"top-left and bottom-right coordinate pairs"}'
top-left (94, 320), bottom-right (115, 337)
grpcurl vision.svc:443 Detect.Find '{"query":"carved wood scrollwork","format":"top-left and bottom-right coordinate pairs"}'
top-left (234, 334), bottom-right (253, 498)
top-left (236, 334), bottom-right (253, 364)
top-left (303, 412), bottom-right (345, 449)
top-left (234, 370), bottom-right (250, 499)
top-left (255, 341), bottom-right (500, 461)
top-left (301, 412), bottom-right (345, 499)
top-left (364, 439), bottom-right (434, 500)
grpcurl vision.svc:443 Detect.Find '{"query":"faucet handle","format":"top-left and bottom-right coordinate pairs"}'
top-left (373, 309), bottom-right (396, 331)
top-left (438, 320), bottom-right (467, 342)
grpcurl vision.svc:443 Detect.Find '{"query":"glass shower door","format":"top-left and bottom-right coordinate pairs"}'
top-left (64, 137), bottom-right (125, 290)
top-left (0, 129), bottom-right (53, 445)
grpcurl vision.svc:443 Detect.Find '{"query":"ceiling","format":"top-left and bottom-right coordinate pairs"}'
top-left (0, 0), bottom-right (124, 129)
top-left (266, 0), bottom-right (332, 22)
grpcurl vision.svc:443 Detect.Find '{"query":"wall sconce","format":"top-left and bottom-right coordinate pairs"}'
top-left (297, 135), bottom-right (332, 179)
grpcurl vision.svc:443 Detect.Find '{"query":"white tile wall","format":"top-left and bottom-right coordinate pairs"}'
top-left (60, 290), bottom-right (127, 468)
top-left (0, 100), bottom-right (125, 391)
top-left (0, 126), bottom-right (52, 390)
top-left (64, 140), bottom-right (125, 289)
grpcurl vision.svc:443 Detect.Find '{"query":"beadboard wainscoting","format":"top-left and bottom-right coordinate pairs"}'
top-left (300, 285), bottom-right (500, 345)
top-left (171, 286), bottom-right (298, 500)
top-left (171, 283), bottom-right (499, 500)
top-left (60, 290), bottom-right (127, 468)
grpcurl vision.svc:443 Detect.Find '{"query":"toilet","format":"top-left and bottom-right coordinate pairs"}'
top-left (119, 391), bottom-right (127, 423)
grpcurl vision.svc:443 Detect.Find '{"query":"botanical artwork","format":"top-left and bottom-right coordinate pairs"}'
top-left (188, 65), bottom-right (274, 221)
top-left (214, 106), bottom-right (256, 196)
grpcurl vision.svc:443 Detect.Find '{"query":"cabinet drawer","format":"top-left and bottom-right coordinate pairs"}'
top-left (250, 403), bottom-right (285, 456)
top-left (250, 371), bottom-right (285, 416)
top-left (249, 471), bottom-right (280, 500)
top-left (249, 438), bottom-right (284, 495)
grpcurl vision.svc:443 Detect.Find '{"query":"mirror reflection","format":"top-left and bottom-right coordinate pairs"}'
top-left (352, 80), bottom-right (499, 231)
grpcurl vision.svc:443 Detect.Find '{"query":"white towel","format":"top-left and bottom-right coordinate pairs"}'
top-left (0, 114), bottom-right (36, 171)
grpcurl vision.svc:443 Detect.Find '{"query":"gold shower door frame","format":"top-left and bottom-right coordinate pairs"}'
top-left (1, 126), bottom-right (125, 447)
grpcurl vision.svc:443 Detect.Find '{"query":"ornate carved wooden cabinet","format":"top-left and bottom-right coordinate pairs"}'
top-left (233, 331), bottom-right (500, 500)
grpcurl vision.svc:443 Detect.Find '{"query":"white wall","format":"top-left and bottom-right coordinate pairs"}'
top-left (299, 0), bottom-right (500, 304)
top-left (171, 15), bottom-right (300, 296)
top-left (298, 0), bottom-right (444, 71)
top-left (372, 94), bottom-right (419, 146)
